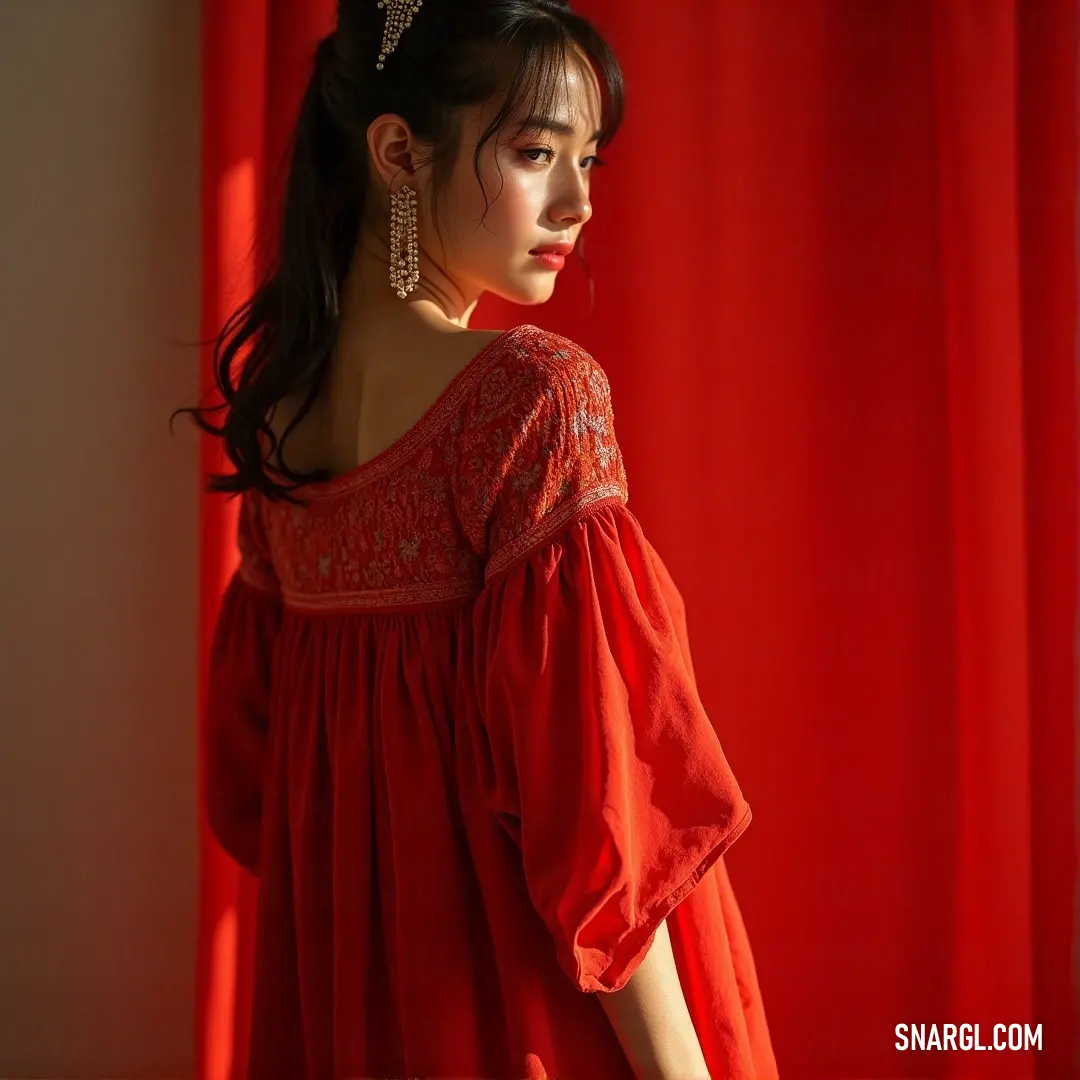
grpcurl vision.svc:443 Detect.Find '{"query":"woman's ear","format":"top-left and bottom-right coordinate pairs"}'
top-left (366, 113), bottom-right (421, 191)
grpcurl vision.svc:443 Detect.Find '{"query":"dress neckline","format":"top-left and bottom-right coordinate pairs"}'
top-left (276, 323), bottom-right (533, 500)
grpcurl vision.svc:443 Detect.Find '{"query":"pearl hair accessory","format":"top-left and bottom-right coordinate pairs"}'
top-left (389, 183), bottom-right (420, 298)
top-left (376, 0), bottom-right (423, 70)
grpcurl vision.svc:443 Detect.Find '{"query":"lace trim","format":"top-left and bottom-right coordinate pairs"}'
top-left (282, 575), bottom-right (479, 612)
top-left (485, 487), bottom-right (628, 583)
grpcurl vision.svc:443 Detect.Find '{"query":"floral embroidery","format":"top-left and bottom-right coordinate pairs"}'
top-left (454, 343), bottom-right (630, 582)
top-left (233, 325), bottom-right (630, 611)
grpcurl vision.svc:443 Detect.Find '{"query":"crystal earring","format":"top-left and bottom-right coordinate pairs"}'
top-left (389, 183), bottom-right (419, 299)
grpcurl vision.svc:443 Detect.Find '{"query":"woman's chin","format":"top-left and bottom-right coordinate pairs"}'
top-left (494, 275), bottom-right (558, 307)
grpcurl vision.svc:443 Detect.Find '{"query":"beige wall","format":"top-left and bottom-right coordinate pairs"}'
top-left (0, 1), bottom-right (201, 1075)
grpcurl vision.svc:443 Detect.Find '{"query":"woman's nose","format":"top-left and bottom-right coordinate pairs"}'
top-left (552, 194), bottom-right (592, 228)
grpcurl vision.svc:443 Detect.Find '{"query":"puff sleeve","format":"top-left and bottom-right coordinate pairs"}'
top-left (204, 490), bottom-right (282, 876)
top-left (456, 335), bottom-right (752, 994)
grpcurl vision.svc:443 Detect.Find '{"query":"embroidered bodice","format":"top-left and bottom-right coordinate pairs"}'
top-left (237, 324), bottom-right (630, 611)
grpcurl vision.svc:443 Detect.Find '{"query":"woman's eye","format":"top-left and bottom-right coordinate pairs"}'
top-left (521, 148), bottom-right (607, 172)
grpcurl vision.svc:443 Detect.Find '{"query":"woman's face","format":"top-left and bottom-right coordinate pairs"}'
top-left (420, 56), bottom-right (604, 308)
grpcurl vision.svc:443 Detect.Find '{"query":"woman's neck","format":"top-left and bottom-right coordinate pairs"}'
top-left (342, 225), bottom-right (481, 340)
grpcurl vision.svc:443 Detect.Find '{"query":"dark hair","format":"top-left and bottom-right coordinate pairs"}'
top-left (172, 0), bottom-right (624, 504)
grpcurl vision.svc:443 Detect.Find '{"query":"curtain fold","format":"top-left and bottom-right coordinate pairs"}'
top-left (196, 2), bottom-right (1077, 1076)
top-left (197, 4), bottom-right (333, 1079)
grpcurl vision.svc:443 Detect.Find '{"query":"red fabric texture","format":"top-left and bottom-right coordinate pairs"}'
top-left (205, 573), bottom-right (281, 876)
top-left (474, 508), bottom-right (752, 997)
top-left (204, 326), bottom-right (777, 1078)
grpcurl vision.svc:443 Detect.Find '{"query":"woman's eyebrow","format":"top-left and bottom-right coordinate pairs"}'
top-left (516, 115), bottom-right (602, 142)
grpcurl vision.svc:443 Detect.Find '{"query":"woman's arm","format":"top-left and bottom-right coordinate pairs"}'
top-left (596, 918), bottom-right (711, 1080)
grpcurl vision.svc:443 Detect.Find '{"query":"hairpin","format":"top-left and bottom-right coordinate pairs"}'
top-left (376, 0), bottom-right (423, 70)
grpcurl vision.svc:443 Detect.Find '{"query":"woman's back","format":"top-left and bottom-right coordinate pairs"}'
top-left (265, 324), bottom-right (506, 483)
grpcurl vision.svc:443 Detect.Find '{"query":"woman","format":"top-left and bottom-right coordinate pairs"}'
top-left (180, 1), bottom-right (778, 1076)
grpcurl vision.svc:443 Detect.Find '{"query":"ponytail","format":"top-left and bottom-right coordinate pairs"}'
top-left (173, 33), bottom-right (370, 503)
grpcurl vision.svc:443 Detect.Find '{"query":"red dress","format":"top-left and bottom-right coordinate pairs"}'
top-left (206, 323), bottom-right (778, 1080)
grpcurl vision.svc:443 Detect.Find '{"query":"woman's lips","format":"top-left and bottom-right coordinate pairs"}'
top-left (529, 250), bottom-right (566, 270)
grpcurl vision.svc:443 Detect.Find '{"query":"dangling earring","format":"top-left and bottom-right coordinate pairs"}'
top-left (389, 183), bottom-right (419, 299)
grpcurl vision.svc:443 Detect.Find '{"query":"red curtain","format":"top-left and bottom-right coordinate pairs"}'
top-left (196, 2), bottom-right (1077, 1077)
